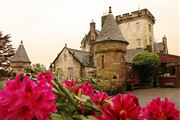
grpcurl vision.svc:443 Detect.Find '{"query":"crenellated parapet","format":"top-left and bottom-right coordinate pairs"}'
top-left (116, 9), bottom-right (155, 24)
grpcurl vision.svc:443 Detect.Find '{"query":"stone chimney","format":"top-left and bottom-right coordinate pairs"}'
top-left (162, 35), bottom-right (168, 54)
top-left (162, 35), bottom-right (167, 47)
top-left (90, 19), bottom-right (95, 32)
top-left (101, 15), bottom-right (108, 28)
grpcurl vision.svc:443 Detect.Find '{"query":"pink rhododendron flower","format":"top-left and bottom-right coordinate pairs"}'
top-left (99, 93), bottom-right (140, 120)
top-left (140, 97), bottom-right (180, 120)
top-left (62, 79), bottom-right (77, 89)
top-left (0, 73), bottom-right (57, 120)
top-left (123, 93), bottom-right (139, 107)
top-left (37, 71), bottom-right (53, 85)
top-left (91, 91), bottom-right (109, 106)
top-left (74, 81), bottom-right (94, 96)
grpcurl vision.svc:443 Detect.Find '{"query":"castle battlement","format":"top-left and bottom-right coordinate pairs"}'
top-left (116, 9), bottom-right (155, 24)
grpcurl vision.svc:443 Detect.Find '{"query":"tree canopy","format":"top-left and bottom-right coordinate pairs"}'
top-left (0, 31), bottom-right (15, 76)
top-left (133, 51), bottom-right (160, 68)
top-left (132, 51), bottom-right (160, 86)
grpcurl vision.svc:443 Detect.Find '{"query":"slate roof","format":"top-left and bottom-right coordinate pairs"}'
top-left (125, 49), bottom-right (145, 63)
top-left (96, 11), bottom-right (127, 42)
top-left (68, 48), bottom-right (92, 67)
top-left (11, 41), bottom-right (31, 63)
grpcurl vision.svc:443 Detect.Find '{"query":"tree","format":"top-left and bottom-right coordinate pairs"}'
top-left (132, 51), bottom-right (160, 86)
top-left (0, 31), bottom-right (15, 76)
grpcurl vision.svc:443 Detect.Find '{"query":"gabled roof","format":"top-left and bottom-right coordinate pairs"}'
top-left (81, 29), bottom-right (100, 45)
top-left (68, 48), bottom-right (92, 67)
top-left (50, 46), bottom-right (92, 68)
top-left (11, 41), bottom-right (31, 63)
top-left (125, 48), bottom-right (145, 63)
top-left (96, 7), bottom-right (127, 43)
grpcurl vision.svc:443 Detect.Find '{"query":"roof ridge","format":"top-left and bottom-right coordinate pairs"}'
top-left (68, 48), bottom-right (90, 53)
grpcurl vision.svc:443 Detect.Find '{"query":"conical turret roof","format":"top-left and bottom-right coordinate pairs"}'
top-left (96, 7), bottom-right (128, 43)
top-left (11, 41), bottom-right (31, 63)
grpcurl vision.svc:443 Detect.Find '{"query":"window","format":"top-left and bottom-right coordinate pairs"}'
top-left (113, 75), bottom-right (118, 79)
top-left (148, 24), bottom-right (151, 32)
top-left (159, 63), bottom-right (176, 77)
top-left (136, 22), bottom-right (140, 32)
top-left (149, 36), bottom-right (152, 43)
top-left (68, 67), bottom-right (73, 80)
top-left (136, 39), bottom-right (141, 48)
top-left (102, 55), bottom-right (104, 69)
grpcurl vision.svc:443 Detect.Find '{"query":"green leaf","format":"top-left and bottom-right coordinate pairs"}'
top-left (79, 115), bottom-right (97, 120)
top-left (52, 113), bottom-right (73, 120)
top-left (74, 94), bottom-right (90, 102)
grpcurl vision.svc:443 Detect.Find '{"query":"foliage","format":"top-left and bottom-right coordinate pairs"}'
top-left (133, 51), bottom-right (159, 68)
top-left (0, 72), bottom-right (179, 120)
top-left (53, 68), bottom-right (64, 82)
top-left (21, 63), bottom-right (47, 78)
top-left (0, 31), bottom-right (15, 77)
top-left (0, 81), bottom-right (4, 89)
top-left (132, 51), bottom-right (160, 86)
top-left (78, 74), bottom-right (112, 94)
top-left (176, 62), bottom-right (180, 66)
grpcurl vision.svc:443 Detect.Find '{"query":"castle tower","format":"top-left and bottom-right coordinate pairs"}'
top-left (10, 41), bottom-right (31, 71)
top-left (93, 7), bottom-right (129, 90)
top-left (116, 9), bottom-right (155, 50)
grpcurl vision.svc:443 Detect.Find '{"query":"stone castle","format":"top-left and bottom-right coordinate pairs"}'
top-left (49, 7), bottom-right (168, 89)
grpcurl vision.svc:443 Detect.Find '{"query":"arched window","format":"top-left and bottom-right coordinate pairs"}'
top-left (102, 55), bottom-right (104, 69)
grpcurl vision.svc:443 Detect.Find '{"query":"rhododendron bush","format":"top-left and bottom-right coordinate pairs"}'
top-left (0, 72), bottom-right (179, 120)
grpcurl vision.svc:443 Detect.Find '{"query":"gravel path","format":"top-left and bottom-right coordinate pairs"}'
top-left (128, 88), bottom-right (180, 109)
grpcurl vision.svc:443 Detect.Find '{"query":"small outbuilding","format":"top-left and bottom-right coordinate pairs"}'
top-left (10, 41), bottom-right (31, 71)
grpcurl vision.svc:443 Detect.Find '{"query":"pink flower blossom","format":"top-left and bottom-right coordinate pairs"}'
top-left (140, 97), bottom-right (180, 120)
top-left (37, 72), bottom-right (53, 85)
top-left (91, 91), bottom-right (109, 106)
top-left (0, 73), bottom-right (57, 120)
top-left (62, 79), bottom-right (77, 89)
top-left (123, 93), bottom-right (139, 107)
top-left (74, 81), bottom-right (94, 96)
top-left (99, 94), bottom-right (140, 120)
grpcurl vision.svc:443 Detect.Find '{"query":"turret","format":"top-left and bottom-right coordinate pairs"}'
top-left (10, 41), bottom-right (31, 71)
top-left (93, 7), bottom-right (129, 91)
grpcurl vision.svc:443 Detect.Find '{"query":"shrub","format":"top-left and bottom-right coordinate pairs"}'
top-left (0, 72), bottom-right (179, 120)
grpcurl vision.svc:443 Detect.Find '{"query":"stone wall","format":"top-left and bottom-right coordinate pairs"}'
top-left (54, 48), bottom-right (82, 79)
top-left (117, 18), bottom-right (154, 50)
top-left (93, 41), bottom-right (128, 89)
top-left (11, 62), bottom-right (30, 71)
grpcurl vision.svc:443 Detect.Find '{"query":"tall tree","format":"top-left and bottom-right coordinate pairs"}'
top-left (0, 31), bottom-right (15, 76)
top-left (132, 51), bottom-right (160, 86)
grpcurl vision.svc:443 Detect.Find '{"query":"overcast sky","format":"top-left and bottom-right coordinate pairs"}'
top-left (0, 0), bottom-right (179, 67)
